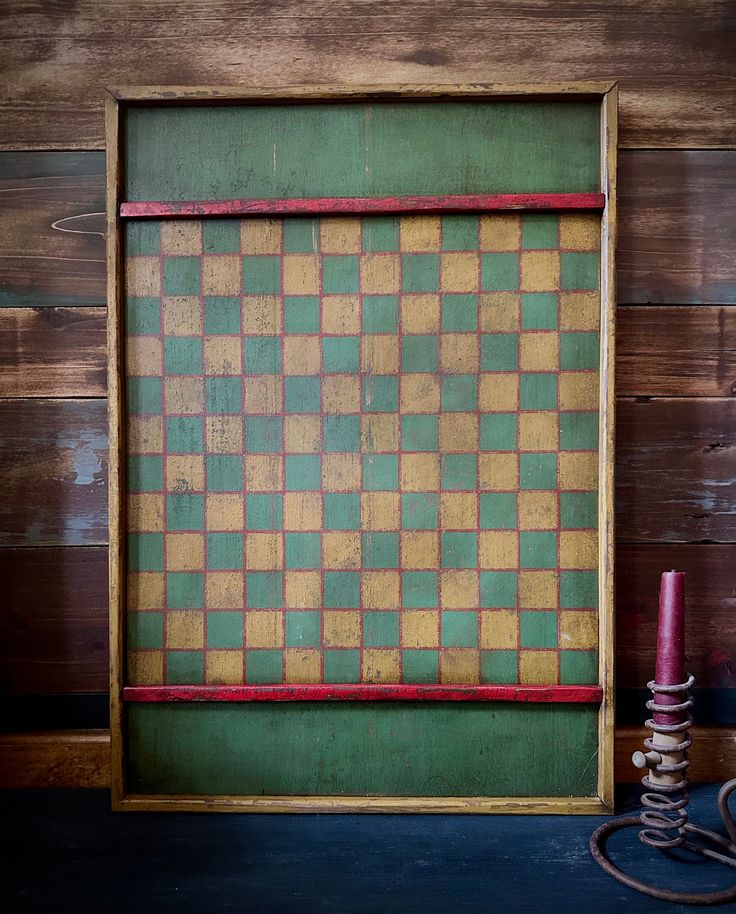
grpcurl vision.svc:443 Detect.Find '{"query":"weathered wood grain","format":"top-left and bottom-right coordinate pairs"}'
top-left (615, 726), bottom-right (736, 784)
top-left (0, 1), bottom-right (734, 149)
top-left (0, 730), bottom-right (110, 788)
top-left (0, 400), bottom-right (108, 546)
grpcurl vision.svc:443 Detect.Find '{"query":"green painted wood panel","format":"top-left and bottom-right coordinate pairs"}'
top-left (127, 702), bottom-right (599, 797)
top-left (124, 102), bottom-right (601, 201)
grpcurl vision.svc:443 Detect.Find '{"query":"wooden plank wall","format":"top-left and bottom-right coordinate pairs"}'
top-left (1, 1), bottom-right (735, 783)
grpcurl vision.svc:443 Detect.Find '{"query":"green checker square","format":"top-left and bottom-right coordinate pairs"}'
top-left (521, 214), bottom-right (558, 250)
top-left (520, 610), bottom-right (558, 648)
top-left (364, 611), bottom-right (399, 648)
top-left (520, 373), bottom-right (558, 411)
top-left (560, 650), bottom-right (599, 685)
top-left (128, 456), bottom-right (163, 493)
top-left (520, 531), bottom-right (558, 569)
top-left (243, 336), bottom-right (281, 375)
top-left (206, 377), bottom-right (242, 414)
top-left (246, 494), bottom-right (282, 530)
top-left (245, 650), bottom-right (282, 684)
top-left (246, 572), bottom-right (283, 608)
top-left (442, 294), bottom-right (478, 332)
top-left (323, 336), bottom-right (360, 373)
top-left (126, 221), bottom-right (160, 256)
top-left (362, 375), bottom-right (398, 412)
top-left (480, 571), bottom-right (517, 609)
top-left (285, 376), bottom-right (321, 414)
top-left (560, 411), bottom-right (599, 450)
top-left (480, 413), bottom-right (518, 451)
top-left (245, 416), bottom-right (282, 453)
top-left (206, 455), bottom-right (243, 492)
top-left (481, 650), bottom-right (518, 684)
top-left (283, 218), bottom-right (319, 253)
top-left (285, 533), bottom-right (321, 569)
top-left (204, 296), bottom-right (240, 335)
top-left (165, 337), bottom-right (202, 375)
top-left (480, 333), bottom-right (519, 371)
top-left (127, 377), bottom-right (162, 415)
top-left (441, 532), bottom-right (478, 569)
top-left (401, 493), bottom-right (438, 530)
top-left (362, 532), bottom-right (399, 569)
top-left (560, 571), bottom-right (598, 609)
top-left (164, 256), bottom-right (200, 296)
top-left (323, 415), bottom-right (360, 453)
top-left (167, 572), bottom-right (205, 609)
top-left (402, 649), bottom-right (439, 683)
top-left (167, 494), bottom-right (205, 530)
top-left (363, 295), bottom-right (398, 333)
top-left (284, 296), bottom-right (320, 333)
top-left (324, 649), bottom-right (361, 683)
top-left (242, 255), bottom-right (281, 294)
top-left (203, 220), bottom-right (240, 254)
top-left (481, 253), bottom-right (519, 292)
top-left (441, 375), bottom-right (478, 412)
top-left (324, 493), bottom-right (360, 531)
top-left (480, 493), bottom-right (518, 530)
top-left (402, 571), bottom-right (438, 608)
top-left (167, 651), bottom-right (205, 685)
top-left (402, 254), bottom-right (440, 293)
top-left (560, 332), bottom-right (600, 370)
top-left (402, 334), bottom-right (439, 372)
top-left (441, 454), bottom-right (477, 491)
top-left (285, 610), bottom-right (321, 648)
top-left (324, 572), bottom-right (360, 609)
top-left (363, 454), bottom-right (398, 491)
top-left (166, 417), bottom-right (204, 453)
top-left (561, 252), bottom-right (599, 291)
top-left (207, 612), bottom-right (244, 648)
top-left (127, 611), bottom-right (163, 649)
top-left (285, 455), bottom-right (321, 491)
top-left (520, 453), bottom-right (558, 490)
top-left (323, 255), bottom-right (360, 293)
top-left (127, 533), bottom-right (164, 572)
top-left (126, 296), bottom-right (160, 335)
top-left (207, 533), bottom-right (244, 571)
top-left (362, 217), bottom-right (399, 252)
top-left (561, 491), bottom-right (598, 529)
top-left (521, 293), bottom-right (558, 330)
top-left (442, 611), bottom-right (479, 648)
top-left (442, 214), bottom-right (479, 251)
top-left (401, 414), bottom-right (439, 452)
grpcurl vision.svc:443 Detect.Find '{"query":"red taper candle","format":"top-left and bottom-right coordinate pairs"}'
top-left (653, 570), bottom-right (686, 725)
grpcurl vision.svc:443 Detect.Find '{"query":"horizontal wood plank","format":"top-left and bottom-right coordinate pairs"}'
top-left (615, 726), bottom-right (736, 784)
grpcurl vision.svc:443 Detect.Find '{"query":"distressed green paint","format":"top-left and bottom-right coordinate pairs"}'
top-left (124, 102), bottom-right (600, 201)
top-left (127, 702), bottom-right (598, 797)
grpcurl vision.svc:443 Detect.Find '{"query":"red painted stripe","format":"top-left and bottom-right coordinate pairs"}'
top-left (123, 684), bottom-right (603, 703)
top-left (120, 193), bottom-right (605, 219)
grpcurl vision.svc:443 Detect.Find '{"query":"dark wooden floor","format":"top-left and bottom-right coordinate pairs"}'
top-left (2, 786), bottom-right (734, 912)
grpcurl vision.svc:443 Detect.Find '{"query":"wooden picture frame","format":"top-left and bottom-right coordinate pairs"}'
top-left (107, 82), bottom-right (617, 813)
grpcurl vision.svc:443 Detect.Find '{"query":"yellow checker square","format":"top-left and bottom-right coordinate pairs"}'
top-left (241, 219), bottom-right (281, 255)
top-left (559, 372), bottom-right (599, 410)
top-left (401, 531), bottom-right (439, 569)
top-left (126, 337), bottom-right (162, 376)
top-left (440, 333), bottom-right (479, 374)
top-left (560, 531), bottom-right (598, 570)
top-left (441, 570), bottom-right (479, 609)
top-left (245, 611), bottom-right (283, 648)
top-left (128, 649), bottom-right (164, 685)
top-left (479, 293), bottom-right (520, 332)
top-left (402, 610), bottom-right (439, 649)
top-left (283, 254), bottom-right (320, 295)
top-left (479, 453), bottom-right (519, 491)
top-left (242, 296), bottom-right (282, 335)
top-left (126, 257), bottom-right (160, 296)
top-left (206, 650), bottom-right (244, 685)
top-left (480, 610), bottom-right (518, 650)
top-left (401, 453), bottom-right (440, 491)
top-left (361, 415), bottom-right (399, 453)
top-left (400, 216), bottom-right (441, 252)
top-left (362, 649), bottom-right (401, 684)
top-left (284, 415), bottom-right (321, 453)
top-left (362, 492), bottom-right (400, 531)
top-left (361, 334), bottom-right (399, 375)
top-left (284, 571), bottom-right (321, 609)
top-left (560, 292), bottom-right (600, 331)
top-left (128, 494), bottom-right (164, 533)
top-left (283, 492), bottom-right (322, 531)
top-left (207, 572), bottom-right (244, 609)
top-left (520, 650), bottom-right (558, 685)
top-left (206, 494), bottom-right (244, 531)
top-left (322, 295), bottom-right (360, 334)
top-left (479, 531), bottom-right (519, 569)
top-left (441, 649), bottom-right (480, 684)
top-left (559, 214), bottom-right (600, 251)
top-left (204, 336), bottom-right (242, 375)
top-left (322, 375), bottom-right (360, 414)
top-left (362, 571), bottom-right (400, 610)
top-left (401, 294), bottom-right (440, 334)
top-left (161, 221), bottom-right (202, 255)
top-left (439, 413), bottom-right (478, 452)
top-left (163, 296), bottom-right (202, 336)
top-left (167, 455), bottom-right (205, 493)
top-left (166, 610), bottom-right (205, 650)
top-left (323, 610), bottom-right (361, 647)
top-left (440, 493), bottom-right (477, 530)
top-left (521, 251), bottom-right (560, 292)
top-left (518, 412), bottom-right (559, 451)
top-left (245, 532), bottom-right (283, 570)
top-left (361, 253), bottom-right (400, 293)
top-left (479, 373), bottom-right (518, 412)
top-left (519, 571), bottom-right (559, 609)
top-left (400, 374), bottom-right (440, 414)
top-left (322, 531), bottom-right (361, 569)
top-left (166, 377), bottom-right (204, 415)
top-left (320, 217), bottom-right (361, 254)
top-left (479, 214), bottom-right (520, 251)
top-left (206, 415), bottom-right (243, 453)
top-left (202, 255), bottom-right (240, 296)
top-left (441, 252), bottom-right (479, 293)
top-left (519, 332), bottom-right (559, 371)
top-left (322, 454), bottom-right (362, 491)
top-left (127, 572), bottom-right (164, 610)
top-left (518, 492), bottom-right (559, 530)
top-left (166, 532), bottom-right (205, 571)
top-left (244, 376), bottom-right (282, 414)
top-left (128, 416), bottom-right (164, 454)
top-left (284, 649), bottom-right (322, 684)
top-left (283, 336), bottom-right (321, 375)
top-left (560, 611), bottom-right (598, 651)
top-left (559, 452), bottom-right (598, 491)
